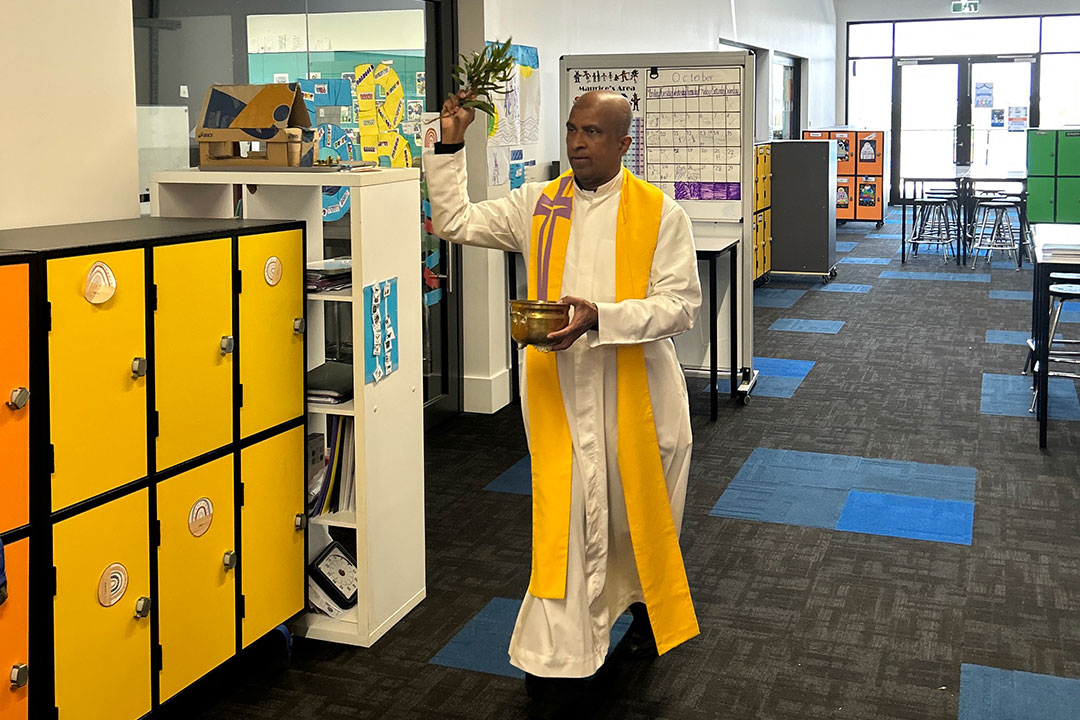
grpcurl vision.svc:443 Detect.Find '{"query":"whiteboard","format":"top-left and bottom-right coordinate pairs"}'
top-left (562, 52), bottom-right (753, 223)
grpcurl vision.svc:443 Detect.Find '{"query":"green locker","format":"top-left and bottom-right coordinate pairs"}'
top-left (1057, 131), bottom-right (1080, 177)
top-left (1027, 177), bottom-right (1056, 223)
top-left (1056, 178), bottom-right (1080, 224)
top-left (1027, 130), bottom-right (1057, 177)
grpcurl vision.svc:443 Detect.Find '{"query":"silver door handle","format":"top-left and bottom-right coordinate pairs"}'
top-left (131, 357), bottom-right (148, 378)
top-left (6, 387), bottom-right (29, 410)
top-left (223, 550), bottom-right (237, 570)
top-left (295, 513), bottom-right (306, 531)
top-left (9, 664), bottom-right (27, 690)
top-left (134, 596), bottom-right (152, 619)
top-left (293, 317), bottom-right (306, 335)
top-left (220, 335), bottom-right (235, 355)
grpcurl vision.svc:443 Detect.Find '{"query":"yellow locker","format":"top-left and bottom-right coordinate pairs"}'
top-left (157, 455), bottom-right (235, 701)
top-left (154, 239), bottom-right (233, 470)
top-left (48, 250), bottom-right (147, 511)
top-left (54, 490), bottom-right (151, 720)
top-left (0, 538), bottom-right (29, 720)
top-left (238, 231), bottom-right (304, 439)
top-left (764, 209), bottom-right (773, 273)
top-left (240, 426), bottom-right (304, 647)
top-left (753, 148), bottom-right (762, 212)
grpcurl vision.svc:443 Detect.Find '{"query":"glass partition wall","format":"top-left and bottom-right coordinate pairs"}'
top-left (133, 0), bottom-right (463, 426)
top-left (847, 14), bottom-right (1080, 202)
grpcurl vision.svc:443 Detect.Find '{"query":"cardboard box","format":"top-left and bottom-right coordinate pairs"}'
top-left (195, 83), bottom-right (315, 168)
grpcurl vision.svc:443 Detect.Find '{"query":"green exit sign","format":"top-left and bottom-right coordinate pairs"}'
top-left (952, 0), bottom-right (979, 13)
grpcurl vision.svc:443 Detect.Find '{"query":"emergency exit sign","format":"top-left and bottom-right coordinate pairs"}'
top-left (952, 0), bottom-right (979, 13)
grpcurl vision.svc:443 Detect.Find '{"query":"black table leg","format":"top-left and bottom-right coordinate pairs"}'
top-left (901, 182), bottom-right (908, 264)
top-left (709, 253), bottom-right (718, 421)
top-left (729, 246), bottom-right (738, 399)
top-left (1036, 261), bottom-right (1050, 448)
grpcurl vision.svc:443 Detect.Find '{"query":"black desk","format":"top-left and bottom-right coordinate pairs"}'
top-left (506, 237), bottom-right (742, 422)
top-left (899, 166), bottom-right (1027, 267)
top-left (696, 237), bottom-right (741, 421)
top-left (1031, 224), bottom-right (1080, 448)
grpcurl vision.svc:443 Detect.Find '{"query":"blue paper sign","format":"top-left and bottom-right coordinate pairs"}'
top-left (364, 277), bottom-right (399, 384)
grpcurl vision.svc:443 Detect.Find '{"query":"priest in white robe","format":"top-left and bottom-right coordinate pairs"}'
top-left (426, 90), bottom-right (702, 702)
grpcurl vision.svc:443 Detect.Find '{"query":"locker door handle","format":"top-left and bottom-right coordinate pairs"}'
top-left (293, 317), bottom-right (306, 335)
top-left (220, 335), bottom-right (235, 355)
top-left (134, 596), bottom-right (152, 619)
top-left (131, 357), bottom-right (148, 379)
top-left (9, 664), bottom-right (27, 690)
top-left (295, 513), bottom-right (307, 531)
top-left (223, 550), bottom-right (237, 570)
top-left (6, 387), bottom-right (29, 411)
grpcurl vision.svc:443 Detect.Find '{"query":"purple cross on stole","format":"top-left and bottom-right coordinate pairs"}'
top-left (532, 175), bottom-right (574, 300)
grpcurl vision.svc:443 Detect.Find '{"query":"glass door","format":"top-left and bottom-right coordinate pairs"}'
top-left (895, 60), bottom-right (961, 178)
top-left (970, 59), bottom-right (1034, 172)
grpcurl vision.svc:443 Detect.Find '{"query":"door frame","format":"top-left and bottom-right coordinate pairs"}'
top-left (889, 53), bottom-right (1039, 204)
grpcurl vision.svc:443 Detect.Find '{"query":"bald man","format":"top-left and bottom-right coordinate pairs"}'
top-left (427, 90), bottom-right (701, 708)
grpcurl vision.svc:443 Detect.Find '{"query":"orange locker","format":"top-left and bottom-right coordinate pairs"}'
top-left (832, 131), bottom-right (855, 176)
top-left (856, 177), bottom-right (883, 221)
top-left (836, 177), bottom-right (856, 221)
top-left (0, 263), bottom-right (30, 534)
top-left (856, 131), bottom-right (884, 175)
top-left (0, 538), bottom-right (29, 720)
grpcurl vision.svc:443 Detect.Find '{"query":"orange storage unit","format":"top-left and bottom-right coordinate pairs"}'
top-left (832, 131), bottom-right (856, 176)
top-left (0, 538), bottom-right (30, 720)
top-left (856, 131), bottom-right (885, 176)
top-left (836, 177), bottom-right (856, 221)
top-left (856, 176), bottom-right (883, 221)
top-left (0, 262), bottom-right (30, 534)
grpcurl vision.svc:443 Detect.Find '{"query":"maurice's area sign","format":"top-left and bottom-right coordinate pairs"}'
top-left (951, 0), bottom-right (978, 13)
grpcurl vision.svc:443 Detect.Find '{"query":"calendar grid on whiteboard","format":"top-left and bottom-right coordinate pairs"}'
top-left (644, 67), bottom-right (743, 201)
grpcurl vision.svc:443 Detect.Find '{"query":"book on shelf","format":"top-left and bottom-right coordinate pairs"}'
top-left (307, 361), bottom-right (353, 405)
top-left (307, 416), bottom-right (357, 518)
top-left (306, 256), bottom-right (352, 292)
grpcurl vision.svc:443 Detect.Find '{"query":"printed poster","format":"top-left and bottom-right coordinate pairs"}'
top-left (364, 277), bottom-right (399, 384)
top-left (1008, 106), bottom-right (1028, 132)
top-left (990, 108), bottom-right (1004, 128)
top-left (974, 82), bottom-right (993, 108)
top-left (570, 67), bottom-right (645, 174)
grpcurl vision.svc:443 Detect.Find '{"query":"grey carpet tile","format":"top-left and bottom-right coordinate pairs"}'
top-left (166, 218), bottom-right (1080, 720)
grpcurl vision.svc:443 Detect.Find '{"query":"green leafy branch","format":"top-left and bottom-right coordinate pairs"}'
top-left (448, 38), bottom-right (515, 118)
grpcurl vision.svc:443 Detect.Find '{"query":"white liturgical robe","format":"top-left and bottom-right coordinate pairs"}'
top-left (427, 148), bottom-right (702, 678)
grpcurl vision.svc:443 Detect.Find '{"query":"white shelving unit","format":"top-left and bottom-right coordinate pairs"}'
top-left (150, 166), bottom-right (425, 647)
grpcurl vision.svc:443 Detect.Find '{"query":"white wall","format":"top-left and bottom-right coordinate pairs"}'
top-left (486, 0), bottom-right (837, 162)
top-left (834, 0), bottom-right (1080, 122)
top-left (1, 0), bottom-right (140, 229)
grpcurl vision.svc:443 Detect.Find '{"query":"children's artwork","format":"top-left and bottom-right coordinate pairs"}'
top-left (415, 72), bottom-right (427, 96)
top-left (488, 146), bottom-right (510, 186)
top-left (489, 43), bottom-right (540, 149)
top-left (859, 138), bottom-right (876, 161)
top-left (643, 66), bottom-right (743, 201)
top-left (364, 277), bottom-right (399, 384)
top-left (835, 137), bottom-right (849, 161)
top-left (406, 100), bottom-right (424, 122)
top-left (858, 182), bottom-right (876, 207)
top-left (837, 187), bottom-right (849, 208)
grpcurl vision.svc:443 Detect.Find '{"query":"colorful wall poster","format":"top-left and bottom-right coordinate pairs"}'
top-left (974, 82), bottom-right (993, 108)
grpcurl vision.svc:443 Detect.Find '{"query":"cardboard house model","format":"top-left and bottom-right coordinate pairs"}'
top-left (196, 83), bottom-right (315, 168)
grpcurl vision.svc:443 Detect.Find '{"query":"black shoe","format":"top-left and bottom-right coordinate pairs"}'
top-left (620, 602), bottom-right (658, 658)
top-left (525, 672), bottom-right (589, 701)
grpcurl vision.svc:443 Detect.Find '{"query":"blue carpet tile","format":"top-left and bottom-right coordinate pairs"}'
top-left (754, 287), bottom-right (808, 308)
top-left (703, 357), bottom-right (816, 399)
top-left (835, 241), bottom-right (858, 252)
top-left (989, 290), bottom-right (1031, 301)
top-left (879, 270), bottom-right (990, 283)
top-left (484, 457), bottom-right (531, 495)
top-left (835, 490), bottom-right (974, 545)
top-left (840, 257), bottom-right (891, 265)
top-left (769, 318), bottom-right (845, 334)
top-left (866, 233), bottom-right (902, 239)
top-left (980, 373), bottom-right (1080, 421)
top-left (985, 330), bottom-right (1062, 345)
top-left (959, 664), bottom-right (1080, 720)
top-left (430, 597), bottom-right (631, 678)
top-left (710, 448), bottom-right (976, 545)
top-left (896, 244), bottom-right (953, 255)
top-left (815, 283), bottom-right (871, 294)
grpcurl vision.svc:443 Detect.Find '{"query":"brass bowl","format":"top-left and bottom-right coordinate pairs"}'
top-left (509, 299), bottom-right (570, 350)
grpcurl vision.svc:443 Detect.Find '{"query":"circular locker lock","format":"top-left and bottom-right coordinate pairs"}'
top-left (188, 497), bottom-right (214, 537)
top-left (84, 261), bottom-right (117, 305)
top-left (264, 256), bottom-right (283, 286)
top-left (97, 563), bottom-right (129, 607)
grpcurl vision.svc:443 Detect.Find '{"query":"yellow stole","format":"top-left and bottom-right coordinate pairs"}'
top-left (526, 168), bottom-right (699, 655)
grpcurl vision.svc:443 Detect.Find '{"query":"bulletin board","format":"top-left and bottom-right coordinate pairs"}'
top-left (560, 52), bottom-right (754, 223)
